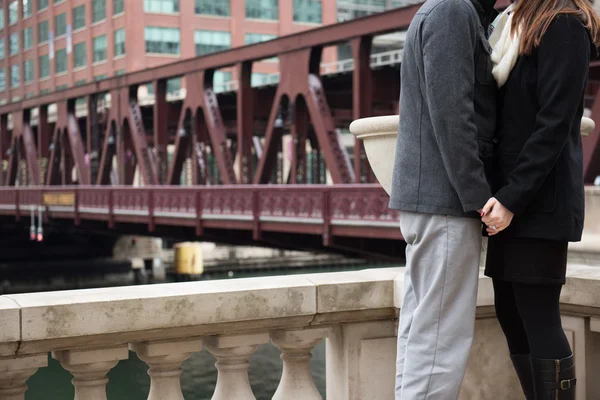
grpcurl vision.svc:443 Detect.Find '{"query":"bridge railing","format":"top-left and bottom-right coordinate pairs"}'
top-left (0, 266), bottom-right (599, 399)
top-left (0, 185), bottom-right (400, 239)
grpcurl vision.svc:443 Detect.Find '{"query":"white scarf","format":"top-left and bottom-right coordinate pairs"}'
top-left (489, 4), bottom-right (521, 87)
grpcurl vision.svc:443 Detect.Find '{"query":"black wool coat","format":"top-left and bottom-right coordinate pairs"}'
top-left (491, 14), bottom-right (593, 242)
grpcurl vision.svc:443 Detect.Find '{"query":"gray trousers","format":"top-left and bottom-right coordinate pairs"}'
top-left (395, 212), bottom-right (482, 399)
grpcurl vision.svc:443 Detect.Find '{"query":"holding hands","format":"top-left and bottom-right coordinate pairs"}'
top-left (481, 197), bottom-right (514, 236)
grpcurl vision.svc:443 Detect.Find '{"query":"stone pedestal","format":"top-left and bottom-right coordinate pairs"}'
top-left (131, 338), bottom-right (203, 400)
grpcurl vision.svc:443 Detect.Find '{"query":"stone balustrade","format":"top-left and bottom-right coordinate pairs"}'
top-left (0, 263), bottom-right (599, 400)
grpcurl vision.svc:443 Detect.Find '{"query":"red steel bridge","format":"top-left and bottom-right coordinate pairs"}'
top-left (0, 2), bottom-right (598, 258)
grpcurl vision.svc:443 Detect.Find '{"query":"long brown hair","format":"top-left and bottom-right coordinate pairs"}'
top-left (511, 0), bottom-right (600, 55)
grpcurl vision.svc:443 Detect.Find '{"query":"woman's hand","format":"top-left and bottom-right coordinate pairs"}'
top-left (481, 197), bottom-right (514, 236)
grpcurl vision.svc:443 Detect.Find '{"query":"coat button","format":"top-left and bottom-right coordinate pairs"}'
top-left (481, 148), bottom-right (487, 156)
top-left (493, 138), bottom-right (499, 144)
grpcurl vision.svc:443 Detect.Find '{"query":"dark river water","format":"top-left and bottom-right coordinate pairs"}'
top-left (24, 263), bottom-right (399, 400)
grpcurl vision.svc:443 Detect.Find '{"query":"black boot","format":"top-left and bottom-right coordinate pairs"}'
top-left (510, 354), bottom-right (534, 399)
top-left (531, 354), bottom-right (576, 400)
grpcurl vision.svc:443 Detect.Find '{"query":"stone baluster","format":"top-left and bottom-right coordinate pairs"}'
top-left (271, 328), bottom-right (331, 400)
top-left (204, 333), bottom-right (269, 400)
top-left (131, 338), bottom-right (203, 400)
top-left (0, 354), bottom-right (48, 400)
top-left (52, 346), bottom-right (128, 400)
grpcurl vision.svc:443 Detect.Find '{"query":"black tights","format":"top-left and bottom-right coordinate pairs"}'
top-left (493, 279), bottom-right (571, 359)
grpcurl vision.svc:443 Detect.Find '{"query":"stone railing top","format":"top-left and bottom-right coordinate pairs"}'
top-left (0, 268), bottom-right (399, 356)
top-left (1, 265), bottom-right (599, 357)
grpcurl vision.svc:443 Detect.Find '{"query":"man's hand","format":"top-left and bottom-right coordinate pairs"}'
top-left (481, 197), bottom-right (514, 236)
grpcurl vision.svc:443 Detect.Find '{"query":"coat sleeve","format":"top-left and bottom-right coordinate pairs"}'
top-left (494, 16), bottom-right (590, 216)
top-left (422, 0), bottom-right (491, 212)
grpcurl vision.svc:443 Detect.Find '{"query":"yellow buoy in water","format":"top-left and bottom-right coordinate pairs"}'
top-left (174, 242), bottom-right (204, 277)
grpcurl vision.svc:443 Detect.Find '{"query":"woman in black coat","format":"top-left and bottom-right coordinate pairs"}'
top-left (480, 0), bottom-right (600, 398)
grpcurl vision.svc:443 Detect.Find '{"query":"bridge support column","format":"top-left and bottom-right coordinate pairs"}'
top-left (271, 328), bottom-right (331, 400)
top-left (131, 338), bottom-right (202, 400)
top-left (53, 346), bottom-right (128, 400)
top-left (351, 36), bottom-right (374, 184)
top-left (205, 333), bottom-right (269, 400)
top-left (0, 353), bottom-right (47, 400)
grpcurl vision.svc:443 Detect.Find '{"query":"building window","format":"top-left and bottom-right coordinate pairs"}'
top-left (93, 35), bottom-right (107, 62)
top-left (0, 69), bottom-right (5, 91)
top-left (11, 64), bottom-right (20, 88)
top-left (73, 42), bottom-right (86, 68)
top-left (167, 77), bottom-right (180, 93)
top-left (146, 77), bottom-right (181, 95)
top-left (23, 27), bottom-right (33, 50)
top-left (144, 27), bottom-right (180, 55)
top-left (38, 20), bottom-right (49, 43)
top-left (293, 0), bottom-right (321, 23)
top-left (144, 0), bottom-right (179, 13)
top-left (55, 48), bottom-right (67, 73)
top-left (40, 88), bottom-right (50, 95)
top-left (55, 13), bottom-right (66, 37)
top-left (115, 68), bottom-right (126, 75)
top-left (39, 54), bottom-right (49, 78)
top-left (245, 33), bottom-right (277, 44)
top-left (38, 0), bottom-right (48, 11)
top-left (25, 92), bottom-right (34, 98)
top-left (9, 1), bottom-right (18, 25)
top-left (251, 72), bottom-right (270, 87)
top-left (56, 84), bottom-right (68, 91)
top-left (246, 0), bottom-right (278, 20)
top-left (213, 70), bottom-right (232, 92)
top-left (92, 0), bottom-right (106, 23)
top-left (114, 28), bottom-right (125, 57)
top-left (23, 60), bottom-right (33, 83)
top-left (53, 0), bottom-right (65, 4)
top-left (114, 0), bottom-right (124, 15)
top-left (194, 30), bottom-right (231, 56)
top-left (0, 10), bottom-right (4, 29)
top-left (73, 5), bottom-right (85, 30)
top-left (10, 33), bottom-right (19, 55)
top-left (337, 0), bottom-right (398, 22)
top-left (94, 74), bottom-right (107, 81)
top-left (195, 0), bottom-right (229, 16)
top-left (75, 79), bottom-right (86, 86)
top-left (22, 0), bottom-right (33, 18)
top-left (0, 41), bottom-right (5, 59)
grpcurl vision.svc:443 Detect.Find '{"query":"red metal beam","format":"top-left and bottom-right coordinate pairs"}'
top-left (154, 80), bottom-right (169, 184)
top-left (352, 36), bottom-right (374, 183)
top-left (237, 62), bottom-right (254, 184)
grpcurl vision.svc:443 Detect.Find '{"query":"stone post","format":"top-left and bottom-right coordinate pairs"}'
top-left (326, 320), bottom-right (397, 400)
top-left (53, 346), bottom-right (128, 400)
top-left (0, 354), bottom-right (48, 400)
top-left (271, 328), bottom-right (331, 400)
top-left (204, 332), bottom-right (269, 400)
top-left (131, 338), bottom-right (202, 400)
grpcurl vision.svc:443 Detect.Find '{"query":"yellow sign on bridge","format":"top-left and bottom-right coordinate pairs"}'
top-left (42, 192), bottom-right (75, 207)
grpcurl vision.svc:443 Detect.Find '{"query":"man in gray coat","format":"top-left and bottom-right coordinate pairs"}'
top-left (390, 0), bottom-right (497, 398)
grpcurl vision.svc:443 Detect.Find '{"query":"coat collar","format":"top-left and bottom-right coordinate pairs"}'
top-left (469, 0), bottom-right (499, 30)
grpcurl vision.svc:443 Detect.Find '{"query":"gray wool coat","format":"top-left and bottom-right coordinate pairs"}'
top-left (389, 0), bottom-right (497, 217)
